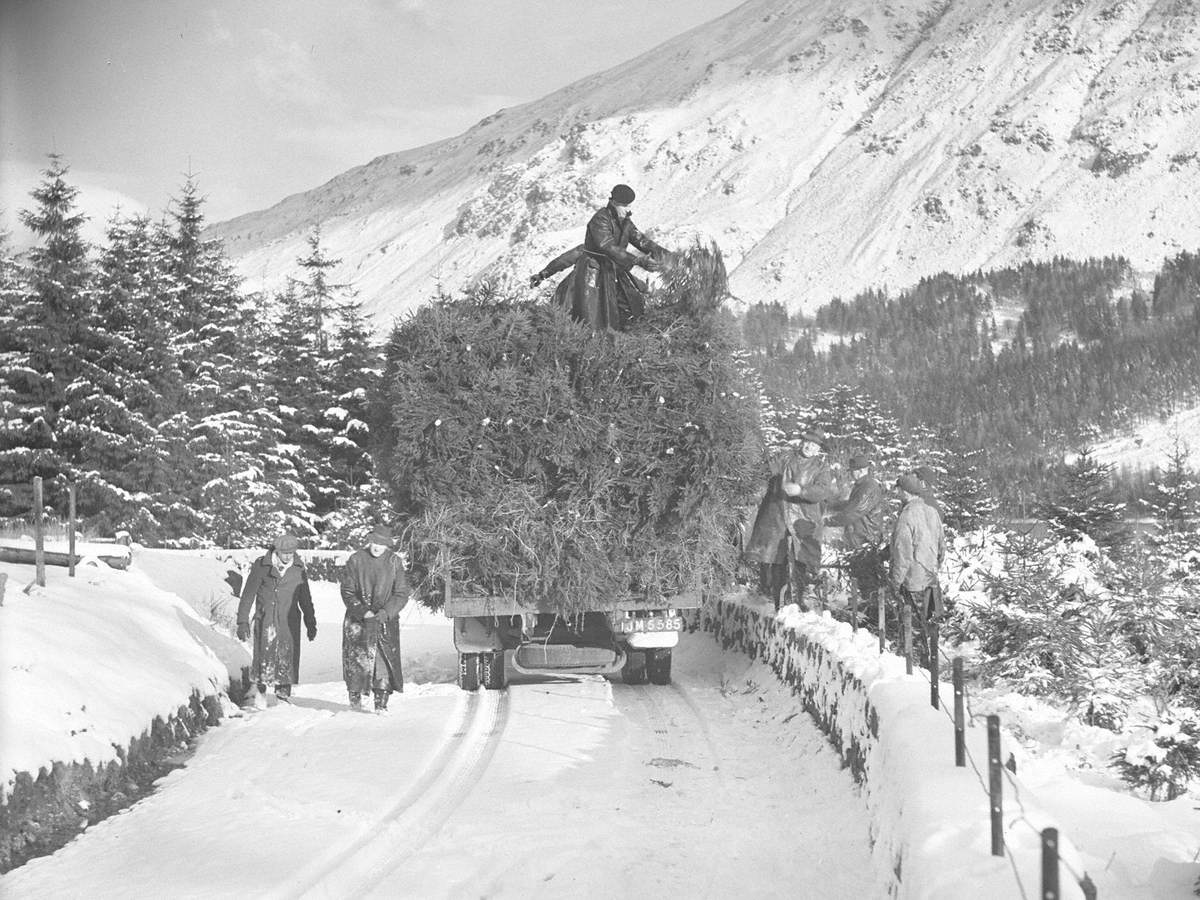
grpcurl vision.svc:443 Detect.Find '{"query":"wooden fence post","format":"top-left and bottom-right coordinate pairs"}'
top-left (953, 657), bottom-right (966, 767)
top-left (0, 572), bottom-right (7, 607)
top-left (987, 714), bottom-right (1004, 857)
top-left (1041, 827), bottom-right (1060, 900)
top-left (33, 476), bottom-right (46, 588)
top-left (68, 483), bottom-right (77, 578)
top-left (850, 588), bottom-right (858, 633)
top-left (929, 623), bottom-right (940, 709)
top-left (901, 604), bottom-right (913, 675)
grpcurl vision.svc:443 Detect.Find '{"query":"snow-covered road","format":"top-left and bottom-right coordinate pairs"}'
top-left (4, 584), bottom-right (875, 899)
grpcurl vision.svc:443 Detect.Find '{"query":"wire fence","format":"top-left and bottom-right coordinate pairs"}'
top-left (884, 591), bottom-right (1098, 900)
top-left (755, 558), bottom-right (1098, 899)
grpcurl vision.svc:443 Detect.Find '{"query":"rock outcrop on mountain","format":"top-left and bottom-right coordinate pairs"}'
top-left (209, 0), bottom-right (1200, 321)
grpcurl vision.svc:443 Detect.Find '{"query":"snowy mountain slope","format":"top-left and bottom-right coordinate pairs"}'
top-left (209, 0), bottom-right (1200, 322)
top-left (1086, 402), bottom-right (1200, 473)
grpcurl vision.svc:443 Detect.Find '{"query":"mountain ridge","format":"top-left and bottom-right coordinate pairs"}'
top-left (208, 0), bottom-right (1200, 323)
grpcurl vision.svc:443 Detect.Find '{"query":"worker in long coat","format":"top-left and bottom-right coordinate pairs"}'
top-left (744, 452), bottom-right (791, 609)
top-left (780, 430), bottom-right (837, 609)
top-left (236, 533), bottom-right (316, 707)
top-left (340, 525), bottom-right (411, 712)
top-left (565, 184), bottom-right (667, 331)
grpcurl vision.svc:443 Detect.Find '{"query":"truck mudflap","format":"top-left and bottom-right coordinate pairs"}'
top-left (510, 643), bottom-right (627, 675)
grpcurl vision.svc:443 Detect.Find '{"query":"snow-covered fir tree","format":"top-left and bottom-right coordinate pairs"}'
top-left (318, 293), bottom-right (390, 545)
top-left (0, 161), bottom-right (165, 527)
top-left (937, 440), bottom-right (998, 532)
top-left (1039, 447), bottom-right (1126, 550)
top-left (87, 213), bottom-right (189, 537)
top-left (160, 179), bottom-right (314, 544)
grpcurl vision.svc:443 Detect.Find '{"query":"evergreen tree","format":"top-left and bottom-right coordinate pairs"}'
top-left (0, 155), bottom-right (94, 505)
top-left (0, 226), bottom-right (31, 514)
top-left (1144, 437), bottom-right (1199, 580)
top-left (157, 178), bottom-right (314, 542)
top-left (1039, 448), bottom-right (1126, 548)
top-left (268, 228), bottom-right (358, 526)
top-left (189, 407), bottom-right (311, 547)
top-left (940, 444), bottom-right (998, 532)
top-left (293, 226), bottom-right (343, 355)
top-left (325, 296), bottom-right (381, 498)
top-left (85, 213), bottom-right (190, 536)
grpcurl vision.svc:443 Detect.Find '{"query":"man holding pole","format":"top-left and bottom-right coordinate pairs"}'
top-left (889, 473), bottom-right (946, 666)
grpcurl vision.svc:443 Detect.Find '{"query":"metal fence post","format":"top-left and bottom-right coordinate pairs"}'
top-left (1041, 827), bottom-right (1060, 900)
top-left (953, 657), bottom-right (966, 767)
top-left (929, 622), bottom-right (940, 708)
top-left (988, 714), bottom-right (1004, 857)
top-left (877, 589), bottom-right (885, 654)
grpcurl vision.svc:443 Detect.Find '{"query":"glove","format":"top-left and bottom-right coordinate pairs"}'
top-left (639, 256), bottom-right (661, 272)
top-left (529, 271), bottom-right (546, 288)
top-left (306, 624), bottom-right (318, 642)
top-left (236, 621), bottom-right (250, 642)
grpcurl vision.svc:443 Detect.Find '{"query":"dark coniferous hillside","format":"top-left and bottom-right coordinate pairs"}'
top-left (754, 253), bottom-right (1200, 506)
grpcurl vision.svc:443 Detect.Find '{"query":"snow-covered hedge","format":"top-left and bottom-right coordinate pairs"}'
top-left (702, 592), bottom-right (1094, 899)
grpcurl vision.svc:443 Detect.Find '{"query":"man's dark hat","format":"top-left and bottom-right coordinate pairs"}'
top-left (896, 474), bottom-right (924, 495)
top-left (914, 465), bottom-right (938, 485)
top-left (848, 454), bottom-right (871, 471)
top-left (366, 525), bottom-right (395, 548)
top-left (610, 184), bottom-right (636, 205)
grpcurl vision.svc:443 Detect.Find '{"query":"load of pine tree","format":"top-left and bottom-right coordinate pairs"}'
top-left (376, 245), bottom-right (762, 613)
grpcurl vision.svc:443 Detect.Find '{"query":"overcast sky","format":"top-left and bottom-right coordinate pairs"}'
top-left (0, 0), bottom-right (743, 244)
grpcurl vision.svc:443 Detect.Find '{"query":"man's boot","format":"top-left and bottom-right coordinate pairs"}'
top-left (348, 690), bottom-right (363, 711)
top-left (373, 690), bottom-right (389, 713)
top-left (274, 683), bottom-right (292, 703)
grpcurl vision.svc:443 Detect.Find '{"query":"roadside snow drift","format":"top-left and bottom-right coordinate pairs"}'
top-left (0, 560), bottom-right (246, 800)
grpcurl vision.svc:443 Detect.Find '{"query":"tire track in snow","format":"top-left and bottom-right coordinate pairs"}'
top-left (620, 680), bottom-right (725, 784)
top-left (295, 688), bottom-right (510, 899)
top-left (275, 688), bottom-right (478, 898)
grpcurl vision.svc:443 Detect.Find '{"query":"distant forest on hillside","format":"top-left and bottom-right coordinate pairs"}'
top-left (743, 252), bottom-right (1200, 511)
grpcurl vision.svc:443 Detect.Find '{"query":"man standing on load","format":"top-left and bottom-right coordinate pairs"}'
top-left (566, 183), bottom-right (667, 331)
top-left (780, 430), bottom-right (836, 609)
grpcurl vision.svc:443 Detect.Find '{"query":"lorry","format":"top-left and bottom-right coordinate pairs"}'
top-left (445, 577), bottom-right (695, 690)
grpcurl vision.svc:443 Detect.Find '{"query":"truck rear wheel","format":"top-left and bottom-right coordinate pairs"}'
top-left (458, 652), bottom-right (481, 691)
top-left (621, 651), bottom-right (648, 685)
top-left (481, 650), bottom-right (506, 690)
top-left (646, 648), bottom-right (672, 685)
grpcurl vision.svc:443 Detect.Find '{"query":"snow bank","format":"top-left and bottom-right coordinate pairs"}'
top-left (702, 590), bottom-right (1094, 900)
top-left (0, 560), bottom-right (247, 801)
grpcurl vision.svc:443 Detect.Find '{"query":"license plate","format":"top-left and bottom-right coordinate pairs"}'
top-left (615, 616), bottom-right (683, 634)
